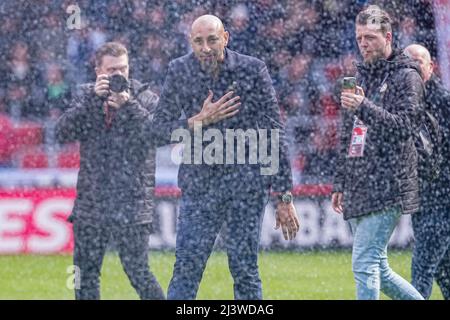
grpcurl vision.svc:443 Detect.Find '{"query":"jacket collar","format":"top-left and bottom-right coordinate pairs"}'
top-left (222, 48), bottom-right (239, 71)
top-left (355, 48), bottom-right (401, 75)
top-left (426, 74), bottom-right (439, 89)
top-left (425, 74), bottom-right (441, 98)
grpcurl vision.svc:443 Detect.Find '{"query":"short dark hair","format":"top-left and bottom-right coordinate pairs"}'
top-left (356, 5), bottom-right (392, 36)
top-left (95, 42), bottom-right (128, 67)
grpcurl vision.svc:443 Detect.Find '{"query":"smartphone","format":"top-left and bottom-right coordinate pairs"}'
top-left (342, 77), bottom-right (356, 94)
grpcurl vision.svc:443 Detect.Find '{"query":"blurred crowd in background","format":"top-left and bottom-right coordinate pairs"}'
top-left (0, 0), bottom-right (438, 184)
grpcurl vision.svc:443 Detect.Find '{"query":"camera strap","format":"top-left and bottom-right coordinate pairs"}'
top-left (103, 101), bottom-right (116, 129)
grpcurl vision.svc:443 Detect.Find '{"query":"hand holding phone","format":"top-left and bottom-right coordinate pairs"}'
top-left (342, 77), bottom-right (356, 94)
top-left (340, 76), bottom-right (365, 111)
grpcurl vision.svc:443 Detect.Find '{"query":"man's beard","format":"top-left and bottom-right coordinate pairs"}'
top-left (200, 59), bottom-right (219, 75)
top-left (364, 48), bottom-right (387, 64)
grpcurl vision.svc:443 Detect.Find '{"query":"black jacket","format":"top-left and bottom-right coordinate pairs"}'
top-left (421, 74), bottom-right (450, 210)
top-left (333, 50), bottom-right (424, 220)
top-left (153, 48), bottom-right (293, 196)
top-left (56, 79), bottom-right (161, 227)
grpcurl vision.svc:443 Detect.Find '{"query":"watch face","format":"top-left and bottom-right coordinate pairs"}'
top-left (282, 193), bottom-right (293, 203)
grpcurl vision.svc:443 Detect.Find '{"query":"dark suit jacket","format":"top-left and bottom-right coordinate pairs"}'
top-left (154, 48), bottom-right (293, 196)
top-left (421, 75), bottom-right (450, 210)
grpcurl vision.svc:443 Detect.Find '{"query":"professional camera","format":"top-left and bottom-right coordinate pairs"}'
top-left (109, 74), bottom-right (129, 93)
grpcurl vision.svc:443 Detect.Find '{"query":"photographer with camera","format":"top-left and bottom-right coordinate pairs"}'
top-left (94, 72), bottom-right (131, 127)
top-left (56, 42), bottom-right (168, 300)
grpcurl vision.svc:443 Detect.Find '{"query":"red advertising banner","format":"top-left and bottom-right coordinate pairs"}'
top-left (0, 189), bottom-right (75, 254)
top-left (0, 186), bottom-right (413, 255)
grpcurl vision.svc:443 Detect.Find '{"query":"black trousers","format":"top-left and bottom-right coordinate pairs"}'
top-left (412, 207), bottom-right (450, 300)
top-left (72, 221), bottom-right (165, 300)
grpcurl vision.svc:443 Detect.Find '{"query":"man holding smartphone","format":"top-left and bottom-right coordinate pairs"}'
top-left (331, 6), bottom-right (424, 300)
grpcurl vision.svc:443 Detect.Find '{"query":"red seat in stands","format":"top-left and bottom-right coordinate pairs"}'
top-left (0, 115), bottom-right (14, 163)
top-left (12, 120), bottom-right (43, 150)
top-left (16, 146), bottom-right (49, 169)
top-left (57, 144), bottom-right (80, 168)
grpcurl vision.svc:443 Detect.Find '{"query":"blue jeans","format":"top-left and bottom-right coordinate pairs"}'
top-left (167, 188), bottom-right (269, 300)
top-left (411, 207), bottom-right (450, 299)
top-left (349, 207), bottom-right (424, 300)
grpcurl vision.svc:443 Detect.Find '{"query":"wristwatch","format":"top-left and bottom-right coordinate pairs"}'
top-left (278, 191), bottom-right (293, 204)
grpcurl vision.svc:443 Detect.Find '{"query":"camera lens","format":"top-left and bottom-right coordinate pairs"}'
top-left (109, 74), bottom-right (129, 93)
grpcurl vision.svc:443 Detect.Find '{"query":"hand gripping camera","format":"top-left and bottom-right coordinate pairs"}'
top-left (108, 74), bottom-right (129, 93)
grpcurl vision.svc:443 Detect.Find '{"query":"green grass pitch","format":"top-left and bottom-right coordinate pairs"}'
top-left (0, 250), bottom-right (444, 300)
